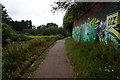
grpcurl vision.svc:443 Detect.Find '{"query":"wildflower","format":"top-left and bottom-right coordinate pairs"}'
top-left (109, 65), bottom-right (111, 67)
top-left (117, 76), bottom-right (119, 79)
top-left (105, 69), bottom-right (107, 71)
top-left (99, 67), bottom-right (101, 70)
top-left (107, 70), bottom-right (110, 72)
top-left (99, 67), bottom-right (102, 71)
top-left (111, 69), bottom-right (114, 71)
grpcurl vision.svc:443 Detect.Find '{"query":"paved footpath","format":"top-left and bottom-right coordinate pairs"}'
top-left (32, 38), bottom-right (73, 78)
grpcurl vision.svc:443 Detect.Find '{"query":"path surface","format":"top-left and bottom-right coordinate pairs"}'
top-left (32, 38), bottom-right (73, 78)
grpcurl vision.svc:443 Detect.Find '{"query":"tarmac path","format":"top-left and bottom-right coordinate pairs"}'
top-left (32, 38), bottom-right (73, 78)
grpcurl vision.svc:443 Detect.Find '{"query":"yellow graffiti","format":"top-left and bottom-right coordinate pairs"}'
top-left (87, 18), bottom-right (90, 27)
top-left (91, 18), bottom-right (100, 25)
top-left (99, 34), bottom-right (104, 42)
top-left (106, 12), bottom-right (120, 40)
top-left (107, 12), bottom-right (119, 28)
top-left (106, 27), bottom-right (120, 40)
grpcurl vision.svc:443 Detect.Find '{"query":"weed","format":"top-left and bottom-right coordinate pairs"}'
top-left (2, 37), bottom-right (57, 79)
top-left (65, 38), bottom-right (120, 78)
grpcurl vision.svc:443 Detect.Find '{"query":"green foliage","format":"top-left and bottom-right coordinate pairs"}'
top-left (10, 20), bottom-right (32, 31)
top-left (23, 29), bottom-right (39, 36)
top-left (51, 2), bottom-right (73, 13)
top-left (47, 26), bottom-right (58, 34)
top-left (65, 38), bottom-right (120, 78)
top-left (56, 34), bottom-right (64, 40)
top-left (46, 34), bottom-right (64, 42)
top-left (2, 23), bottom-right (19, 46)
top-left (42, 28), bottom-right (51, 35)
top-left (18, 34), bottom-right (30, 41)
top-left (2, 37), bottom-right (57, 79)
top-left (52, 2), bottom-right (90, 20)
top-left (52, 2), bottom-right (90, 35)
top-left (1, 5), bottom-right (32, 31)
top-left (2, 4), bottom-right (12, 25)
top-left (25, 26), bottom-right (69, 38)
top-left (63, 9), bottom-right (74, 34)
top-left (22, 51), bottom-right (48, 78)
top-left (46, 23), bottom-right (58, 28)
top-left (58, 27), bottom-right (70, 37)
top-left (37, 23), bottom-right (58, 29)
top-left (22, 42), bottom-right (56, 78)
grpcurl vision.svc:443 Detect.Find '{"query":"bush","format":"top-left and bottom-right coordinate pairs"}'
top-left (18, 34), bottom-right (31, 41)
top-left (2, 38), bottom-right (54, 79)
top-left (2, 23), bottom-right (19, 47)
top-left (57, 34), bottom-right (64, 40)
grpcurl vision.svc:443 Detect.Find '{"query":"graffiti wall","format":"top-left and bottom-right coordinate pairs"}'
top-left (72, 11), bottom-right (120, 47)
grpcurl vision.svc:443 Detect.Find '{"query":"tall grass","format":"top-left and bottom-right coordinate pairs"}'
top-left (65, 38), bottom-right (120, 78)
top-left (2, 37), bottom-right (57, 79)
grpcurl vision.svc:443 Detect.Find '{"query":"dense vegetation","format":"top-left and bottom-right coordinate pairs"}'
top-left (2, 37), bottom-right (60, 79)
top-left (1, 4), bottom-right (69, 79)
top-left (65, 38), bottom-right (120, 78)
top-left (23, 23), bottom-right (70, 37)
top-left (1, 4), bottom-right (70, 46)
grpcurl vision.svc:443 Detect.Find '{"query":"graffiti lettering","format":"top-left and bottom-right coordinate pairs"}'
top-left (106, 11), bottom-right (120, 40)
top-left (72, 11), bottom-right (120, 48)
top-left (107, 12), bottom-right (119, 27)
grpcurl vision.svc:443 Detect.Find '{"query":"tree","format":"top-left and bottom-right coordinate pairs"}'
top-left (2, 23), bottom-right (19, 46)
top-left (37, 24), bottom-right (46, 29)
top-left (63, 9), bottom-right (74, 36)
top-left (46, 23), bottom-right (58, 28)
top-left (43, 28), bottom-right (50, 35)
top-left (10, 20), bottom-right (33, 31)
top-left (58, 27), bottom-right (70, 37)
top-left (48, 26), bottom-right (58, 34)
top-left (52, 2), bottom-right (90, 19)
top-left (51, 1), bottom-right (90, 36)
top-left (32, 25), bottom-right (36, 29)
top-left (26, 20), bottom-right (32, 29)
top-left (1, 4), bottom-right (12, 25)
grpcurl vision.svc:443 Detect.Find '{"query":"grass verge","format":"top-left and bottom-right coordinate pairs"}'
top-left (65, 38), bottom-right (120, 78)
top-left (27, 35), bottom-right (56, 38)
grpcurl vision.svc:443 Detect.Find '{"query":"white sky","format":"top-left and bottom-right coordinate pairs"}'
top-left (1, 0), bottom-right (65, 27)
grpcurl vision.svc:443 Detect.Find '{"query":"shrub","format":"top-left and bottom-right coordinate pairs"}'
top-left (18, 34), bottom-right (31, 41)
top-left (2, 23), bottom-right (19, 46)
top-left (2, 38), bottom-right (55, 79)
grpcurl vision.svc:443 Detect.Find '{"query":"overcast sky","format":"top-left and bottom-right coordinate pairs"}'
top-left (1, 0), bottom-right (65, 27)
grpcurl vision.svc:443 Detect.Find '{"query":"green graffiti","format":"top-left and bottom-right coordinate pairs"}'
top-left (72, 12), bottom-right (120, 49)
top-left (72, 21), bottom-right (96, 42)
top-left (72, 27), bottom-right (80, 42)
top-left (104, 33), bottom-right (120, 47)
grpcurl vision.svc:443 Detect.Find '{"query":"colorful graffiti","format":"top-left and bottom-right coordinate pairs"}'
top-left (105, 11), bottom-right (120, 47)
top-left (72, 11), bottom-right (120, 47)
top-left (72, 20), bottom-right (96, 42)
top-left (72, 26), bottom-right (80, 42)
top-left (106, 11), bottom-right (120, 40)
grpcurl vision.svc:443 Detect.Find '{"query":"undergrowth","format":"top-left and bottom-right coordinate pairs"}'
top-left (65, 38), bottom-right (120, 79)
top-left (2, 37), bottom-right (57, 79)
